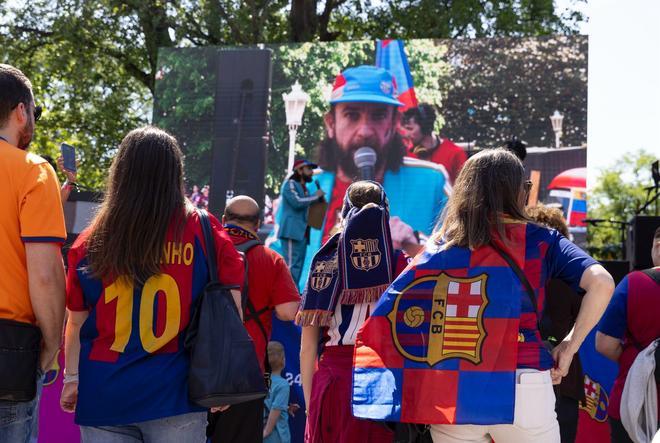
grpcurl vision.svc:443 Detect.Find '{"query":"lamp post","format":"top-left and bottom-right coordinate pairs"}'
top-left (283, 81), bottom-right (310, 173)
top-left (550, 110), bottom-right (564, 148)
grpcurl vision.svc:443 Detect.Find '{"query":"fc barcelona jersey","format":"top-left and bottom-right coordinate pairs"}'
top-left (66, 212), bottom-right (244, 426)
top-left (352, 221), bottom-right (598, 425)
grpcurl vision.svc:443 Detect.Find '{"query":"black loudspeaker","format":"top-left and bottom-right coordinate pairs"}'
top-left (600, 260), bottom-right (631, 286)
top-left (209, 49), bottom-right (272, 217)
top-left (627, 216), bottom-right (660, 270)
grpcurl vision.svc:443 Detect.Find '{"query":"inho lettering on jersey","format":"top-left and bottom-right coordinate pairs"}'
top-left (160, 241), bottom-right (194, 266)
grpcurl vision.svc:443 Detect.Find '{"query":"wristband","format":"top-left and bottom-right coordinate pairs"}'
top-left (63, 369), bottom-right (79, 384)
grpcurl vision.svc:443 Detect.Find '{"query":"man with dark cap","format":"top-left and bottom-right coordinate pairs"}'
top-left (274, 159), bottom-right (325, 285)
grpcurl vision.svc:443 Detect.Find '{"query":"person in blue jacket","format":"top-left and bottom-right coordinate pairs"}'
top-left (275, 159), bottom-right (325, 284)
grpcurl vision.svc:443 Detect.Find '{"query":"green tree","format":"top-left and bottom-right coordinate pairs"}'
top-left (587, 150), bottom-right (658, 260)
top-left (153, 47), bottom-right (218, 188)
top-left (0, 0), bottom-right (154, 188)
top-left (440, 35), bottom-right (588, 148)
top-left (1, 0), bottom-right (586, 188)
top-left (353, 0), bottom-right (586, 39)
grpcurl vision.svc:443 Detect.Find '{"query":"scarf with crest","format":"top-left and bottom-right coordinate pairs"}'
top-left (296, 181), bottom-right (394, 327)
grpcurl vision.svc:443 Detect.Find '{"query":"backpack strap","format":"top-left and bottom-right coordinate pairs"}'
top-left (198, 210), bottom-right (219, 283)
top-left (236, 240), bottom-right (271, 340)
top-left (641, 268), bottom-right (660, 285)
top-left (490, 241), bottom-right (541, 331)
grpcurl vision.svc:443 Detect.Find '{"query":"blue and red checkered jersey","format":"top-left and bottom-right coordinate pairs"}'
top-left (66, 212), bottom-right (244, 426)
top-left (352, 221), bottom-right (597, 425)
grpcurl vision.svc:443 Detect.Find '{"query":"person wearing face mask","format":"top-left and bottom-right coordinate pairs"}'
top-left (274, 159), bottom-right (325, 285)
top-left (0, 64), bottom-right (66, 442)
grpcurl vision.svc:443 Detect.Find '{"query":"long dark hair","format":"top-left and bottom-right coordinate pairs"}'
top-left (86, 126), bottom-right (189, 283)
top-left (433, 148), bottom-right (529, 250)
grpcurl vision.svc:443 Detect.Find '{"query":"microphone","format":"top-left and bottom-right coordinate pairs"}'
top-left (314, 179), bottom-right (325, 202)
top-left (583, 218), bottom-right (607, 225)
top-left (353, 147), bottom-right (377, 180)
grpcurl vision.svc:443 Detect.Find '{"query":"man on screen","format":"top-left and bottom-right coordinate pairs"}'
top-left (274, 65), bottom-right (450, 288)
top-left (401, 103), bottom-right (467, 185)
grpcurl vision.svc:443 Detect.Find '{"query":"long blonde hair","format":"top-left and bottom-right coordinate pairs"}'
top-left (433, 148), bottom-right (529, 249)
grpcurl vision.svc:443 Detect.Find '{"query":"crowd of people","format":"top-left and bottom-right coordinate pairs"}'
top-left (0, 59), bottom-right (658, 443)
top-left (188, 184), bottom-right (210, 209)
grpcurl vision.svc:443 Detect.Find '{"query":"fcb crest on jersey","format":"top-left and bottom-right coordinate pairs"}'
top-left (310, 256), bottom-right (338, 291)
top-left (350, 239), bottom-right (381, 272)
top-left (580, 375), bottom-right (609, 422)
top-left (387, 273), bottom-right (488, 366)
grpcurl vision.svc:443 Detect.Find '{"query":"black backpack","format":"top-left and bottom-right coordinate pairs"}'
top-left (184, 210), bottom-right (267, 407)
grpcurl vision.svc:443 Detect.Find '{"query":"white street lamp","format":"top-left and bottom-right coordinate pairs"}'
top-left (550, 110), bottom-right (564, 149)
top-left (283, 81), bottom-right (310, 173)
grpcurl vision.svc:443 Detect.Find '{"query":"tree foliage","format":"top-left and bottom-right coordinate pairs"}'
top-left (153, 47), bottom-right (218, 188)
top-left (587, 150), bottom-right (658, 260)
top-left (441, 35), bottom-right (588, 148)
top-left (357, 0), bottom-right (585, 39)
top-left (0, 0), bottom-right (586, 188)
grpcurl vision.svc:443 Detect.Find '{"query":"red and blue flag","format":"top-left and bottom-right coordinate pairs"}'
top-left (375, 40), bottom-right (418, 110)
top-left (569, 188), bottom-right (587, 227)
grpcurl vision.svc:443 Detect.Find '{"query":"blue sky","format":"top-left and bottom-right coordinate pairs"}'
top-left (586, 0), bottom-right (660, 185)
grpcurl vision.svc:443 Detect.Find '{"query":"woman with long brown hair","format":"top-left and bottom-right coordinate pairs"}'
top-left (353, 148), bottom-right (615, 442)
top-left (59, 126), bottom-right (244, 442)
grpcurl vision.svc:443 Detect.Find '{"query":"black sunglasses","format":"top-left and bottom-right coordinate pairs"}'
top-left (11, 102), bottom-right (42, 122)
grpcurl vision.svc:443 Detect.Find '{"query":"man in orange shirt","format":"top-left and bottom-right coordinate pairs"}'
top-left (0, 64), bottom-right (66, 441)
top-left (209, 195), bottom-right (300, 443)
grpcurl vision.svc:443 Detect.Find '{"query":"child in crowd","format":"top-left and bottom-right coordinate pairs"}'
top-left (263, 341), bottom-right (291, 443)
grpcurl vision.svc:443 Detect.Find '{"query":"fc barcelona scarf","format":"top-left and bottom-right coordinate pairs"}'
top-left (352, 227), bottom-right (530, 425)
top-left (296, 189), bottom-right (394, 327)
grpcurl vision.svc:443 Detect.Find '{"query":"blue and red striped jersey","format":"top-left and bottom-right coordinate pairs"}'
top-left (66, 212), bottom-right (244, 426)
